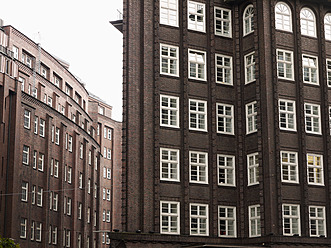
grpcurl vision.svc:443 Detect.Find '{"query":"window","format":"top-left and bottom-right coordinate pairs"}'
top-left (19, 77), bottom-right (25, 91)
top-left (190, 203), bottom-right (208, 235)
top-left (23, 145), bottom-right (30, 165)
top-left (309, 206), bottom-right (326, 237)
top-left (24, 110), bottom-right (31, 129)
top-left (78, 203), bottom-right (82, 220)
top-left (53, 74), bottom-right (61, 87)
top-left (65, 229), bottom-right (71, 247)
top-left (80, 143), bottom-right (83, 159)
top-left (188, 1), bottom-right (205, 32)
top-left (189, 99), bottom-right (207, 131)
top-left (33, 151), bottom-right (37, 169)
top-left (106, 189), bottom-right (111, 201)
top-left (103, 147), bottom-right (107, 157)
top-left (31, 221), bottom-right (35, 240)
top-left (215, 54), bottom-right (232, 85)
top-left (160, 95), bottom-right (179, 128)
top-left (160, 148), bottom-right (179, 181)
top-left (79, 173), bottom-right (83, 189)
top-left (281, 151), bottom-right (298, 183)
top-left (34, 116), bottom-right (38, 134)
top-left (107, 169), bottom-right (111, 180)
top-left (249, 205), bottom-right (261, 237)
top-left (243, 5), bottom-right (254, 35)
top-left (324, 14), bottom-right (331, 40)
top-left (216, 103), bottom-right (234, 135)
top-left (88, 179), bottom-right (91, 194)
top-left (103, 188), bottom-right (106, 200)
top-left (99, 106), bottom-right (104, 115)
top-left (246, 101), bottom-right (257, 134)
top-left (12, 46), bottom-right (19, 59)
top-left (247, 153), bottom-right (259, 186)
top-left (53, 193), bottom-right (58, 211)
top-left (302, 55), bottom-right (318, 84)
top-left (21, 181), bottom-right (28, 202)
top-left (31, 185), bottom-right (36, 205)
top-left (275, 2), bottom-right (292, 32)
top-left (47, 96), bottom-right (53, 107)
top-left (219, 206), bottom-right (236, 237)
top-left (20, 218), bottom-right (27, 238)
top-left (38, 153), bottom-right (44, 172)
top-left (67, 167), bottom-right (72, 184)
top-left (190, 151), bottom-right (208, 184)
top-left (52, 226), bottom-right (58, 245)
top-left (215, 7), bottom-right (231, 37)
top-left (217, 155), bottom-right (235, 186)
top-left (37, 187), bottom-right (43, 207)
top-left (307, 154), bottom-right (324, 186)
top-left (67, 198), bottom-right (72, 216)
top-left (87, 207), bottom-right (91, 223)
top-left (78, 234), bottom-right (82, 248)
top-left (107, 149), bottom-right (111, 159)
top-left (304, 103), bottom-right (321, 134)
top-left (160, 0), bottom-right (178, 26)
top-left (68, 135), bottom-right (73, 152)
top-left (279, 99), bottom-right (296, 131)
top-left (327, 59), bottom-right (331, 87)
top-left (54, 160), bottom-right (59, 178)
top-left (277, 49), bottom-right (294, 80)
top-left (300, 8), bottom-right (316, 37)
top-left (36, 222), bottom-right (42, 242)
top-left (40, 65), bottom-right (48, 78)
top-left (106, 210), bottom-right (111, 223)
top-left (160, 201), bottom-right (180, 234)
top-left (245, 52), bottom-right (255, 84)
top-left (160, 44), bottom-right (178, 76)
top-left (283, 204), bottom-right (300, 236)
top-left (55, 127), bottom-right (60, 145)
top-left (107, 129), bottom-right (112, 140)
top-left (39, 119), bottom-right (45, 137)
top-left (188, 49), bottom-right (206, 80)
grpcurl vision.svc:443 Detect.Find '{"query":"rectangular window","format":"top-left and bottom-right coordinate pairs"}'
top-left (216, 103), bottom-right (234, 134)
top-left (103, 147), bottom-right (107, 158)
top-left (68, 135), bottom-right (73, 152)
top-left (189, 49), bottom-right (206, 80)
top-left (329, 107), bottom-right (331, 134)
top-left (190, 203), bottom-right (208, 235)
top-left (160, 44), bottom-right (179, 76)
top-left (23, 145), bottom-right (30, 165)
top-left (277, 49), bottom-right (294, 80)
top-left (217, 154), bottom-right (235, 186)
top-left (37, 187), bottom-right (43, 207)
top-left (160, 95), bottom-right (179, 128)
top-left (67, 166), bottom-right (72, 184)
top-left (279, 99), bottom-right (296, 131)
top-left (246, 101), bottom-right (257, 134)
top-left (283, 204), bottom-right (300, 236)
top-left (88, 150), bottom-right (92, 165)
top-left (281, 151), bottom-right (298, 183)
top-left (19, 77), bottom-right (25, 91)
top-left (38, 153), bottom-right (44, 172)
top-left (302, 55), bottom-right (318, 84)
top-left (54, 160), bottom-right (59, 178)
top-left (52, 226), bottom-right (57, 245)
top-left (36, 222), bottom-right (42, 242)
top-left (309, 206), bottom-right (326, 237)
top-left (55, 127), bottom-right (60, 145)
top-left (79, 173), bottom-right (83, 189)
top-left (188, 1), bottom-right (205, 32)
top-left (30, 221), bottom-right (35, 240)
top-left (87, 207), bottom-right (91, 223)
top-left (31, 185), bottom-right (36, 205)
top-left (106, 189), bottom-right (111, 201)
top-left (190, 151), bottom-right (208, 184)
top-left (189, 99), bottom-right (207, 131)
top-left (218, 206), bottom-right (236, 237)
top-left (53, 193), bottom-right (58, 211)
top-left (326, 59), bottom-right (331, 87)
top-left (215, 54), bottom-right (232, 85)
top-left (107, 149), bottom-right (111, 159)
top-left (80, 143), bottom-right (83, 159)
top-left (214, 7), bottom-right (232, 37)
top-left (160, 148), bottom-right (179, 181)
top-left (304, 103), bottom-right (321, 134)
top-left (249, 205), bottom-right (261, 237)
top-left (103, 188), bottom-right (106, 200)
top-left (78, 203), bottom-right (82, 220)
top-left (12, 46), bottom-right (19, 59)
top-left (94, 183), bottom-right (98, 198)
top-left (160, 201), bottom-right (180, 234)
top-left (247, 153), bottom-right (259, 186)
top-left (24, 110), bottom-right (31, 129)
top-left (20, 218), bottom-right (27, 238)
top-left (39, 119), bottom-right (45, 137)
top-left (160, 0), bottom-right (178, 26)
top-left (34, 116), bottom-right (38, 134)
top-left (21, 181), bottom-right (28, 202)
top-left (88, 179), bottom-right (91, 194)
top-left (106, 210), bottom-right (111, 223)
top-left (67, 198), bottom-right (72, 216)
top-left (47, 96), bottom-right (53, 107)
top-left (106, 168), bottom-right (111, 180)
top-left (245, 52), bottom-right (255, 84)
top-left (307, 154), bottom-right (324, 185)
top-left (32, 151), bottom-right (37, 169)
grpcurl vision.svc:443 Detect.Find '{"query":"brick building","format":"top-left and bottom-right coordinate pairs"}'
top-left (113, 0), bottom-right (331, 247)
top-left (0, 24), bottom-right (121, 247)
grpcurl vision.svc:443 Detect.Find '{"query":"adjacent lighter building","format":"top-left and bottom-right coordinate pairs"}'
top-left (114, 0), bottom-right (331, 247)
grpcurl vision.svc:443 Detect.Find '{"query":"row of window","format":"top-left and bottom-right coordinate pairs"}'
top-left (160, 202), bottom-right (326, 237)
top-left (160, 149), bottom-right (324, 186)
top-left (161, 1), bottom-right (331, 41)
top-left (102, 188), bottom-right (111, 201)
top-left (103, 147), bottom-right (112, 160)
top-left (102, 209), bottom-right (111, 223)
top-left (103, 166), bottom-right (111, 180)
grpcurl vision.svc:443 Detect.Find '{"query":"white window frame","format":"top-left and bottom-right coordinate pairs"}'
top-left (190, 203), bottom-right (209, 236)
top-left (160, 0), bottom-right (178, 27)
top-left (106, 189), bottom-right (111, 201)
top-left (282, 204), bottom-right (301, 236)
top-left (245, 52), bottom-right (255, 84)
top-left (218, 206), bottom-right (236, 237)
top-left (23, 145), bottom-right (29, 165)
top-left (249, 205), bottom-right (261, 237)
top-left (39, 119), bottom-right (45, 137)
top-left (106, 210), bottom-right (111, 223)
top-left (54, 160), bottom-right (59, 178)
top-left (37, 187), bottom-right (43, 207)
top-left (326, 59), bottom-right (331, 87)
top-left (160, 148), bottom-right (180, 181)
top-left (217, 154), bottom-right (235, 186)
top-left (246, 101), bottom-right (257, 134)
top-left (160, 201), bottom-right (180, 234)
top-left (107, 168), bottom-right (111, 180)
top-left (247, 152), bottom-right (259, 186)
top-left (243, 4), bottom-right (254, 36)
top-left (214, 7), bottom-right (232, 37)
top-left (107, 149), bottom-right (112, 160)
top-left (21, 181), bottom-right (28, 202)
top-left (279, 99), bottom-right (296, 131)
top-left (307, 154), bottom-right (324, 186)
top-left (160, 94), bottom-right (179, 128)
top-left (304, 103), bottom-right (321, 135)
top-left (216, 103), bottom-right (234, 135)
top-left (277, 49), bottom-right (294, 80)
top-left (68, 135), bottom-right (72, 152)
top-left (300, 8), bottom-right (316, 37)
top-left (20, 218), bottom-right (27, 239)
top-left (38, 153), bottom-right (44, 172)
top-left (36, 222), bottom-right (42, 242)
top-left (324, 14), bottom-right (331, 41)
top-left (281, 151), bottom-right (299, 184)
top-left (215, 54), bottom-right (233, 85)
top-left (275, 2), bottom-right (292, 32)
top-left (24, 110), bottom-right (31, 129)
top-left (189, 99), bottom-right (207, 131)
top-left (188, 1), bottom-right (205, 32)
top-left (188, 49), bottom-right (207, 81)
top-left (160, 44), bottom-right (179, 77)
top-left (189, 151), bottom-right (208, 184)
top-left (309, 206), bottom-right (326, 237)
top-left (12, 45), bottom-right (19, 59)
top-left (302, 54), bottom-right (318, 85)
top-left (52, 226), bottom-right (58, 245)
top-left (55, 127), bottom-right (60, 145)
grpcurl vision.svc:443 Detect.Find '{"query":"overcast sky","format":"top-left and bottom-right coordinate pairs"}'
top-left (1, 0), bottom-right (123, 121)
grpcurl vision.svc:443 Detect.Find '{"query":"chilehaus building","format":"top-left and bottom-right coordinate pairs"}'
top-left (113, 0), bottom-right (331, 247)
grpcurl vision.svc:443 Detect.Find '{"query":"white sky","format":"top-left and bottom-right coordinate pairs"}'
top-left (1, 0), bottom-right (123, 121)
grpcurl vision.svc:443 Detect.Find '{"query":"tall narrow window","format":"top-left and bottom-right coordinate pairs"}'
top-left (324, 14), bottom-right (331, 40)
top-left (245, 52), bottom-right (255, 84)
top-left (24, 110), bottom-right (31, 129)
top-left (277, 49), bottom-right (294, 80)
top-left (39, 119), bottom-right (45, 137)
top-left (309, 206), bottom-right (326, 237)
top-left (160, 0), bottom-right (178, 26)
top-left (21, 181), bottom-right (28, 202)
top-left (160, 95), bottom-right (179, 128)
top-left (304, 103), bottom-right (321, 134)
top-left (189, 99), bottom-right (207, 131)
top-left (281, 151), bottom-right (298, 183)
top-left (55, 127), bottom-right (60, 145)
top-left (23, 145), bottom-right (30, 165)
top-left (38, 153), bottom-right (44, 172)
top-left (218, 206), bottom-right (236, 237)
top-left (160, 44), bottom-right (179, 76)
top-left (190, 203), bottom-right (209, 236)
top-left (275, 2), bottom-right (292, 32)
top-left (215, 54), bottom-right (232, 85)
top-left (300, 8), bottom-right (316, 37)
top-left (214, 7), bottom-right (232, 37)
top-left (249, 205), bottom-right (261, 237)
top-left (279, 99), bottom-right (296, 131)
top-left (247, 153), bottom-right (259, 186)
top-left (243, 5), bottom-right (254, 35)
top-left (160, 201), bottom-right (180, 234)
top-left (217, 154), bottom-right (235, 186)
top-left (307, 154), bottom-right (324, 186)
top-left (189, 151), bottom-right (208, 184)
top-left (20, 218), bottom-right (27, 239)
top-left (283, 204), bottom-right (300, 236)
top-left (160, 148), bottom-right (179, 181)
top-left (36, 222), bottom-right (42, 242)
top-left (302, 55), bottom-right (318, 84)
top-left (37, 187), bottom-right (43, 207)
top-left (189, 49), bottom-right (206, 81)
top-left (326, 59), bottom-right (331, 87)
top-left (216, 103), bottom-right (234, 135)
top-left (246, 101), bottom-right (257, 134)
top-left (188, 1), bottom-right (205, 32)
top-left (34, 116), bottom-right (38, 134)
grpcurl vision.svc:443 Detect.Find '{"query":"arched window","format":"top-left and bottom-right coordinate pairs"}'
top-left (300, 8), bottom-right (316, 37)
top-left (324, 13), bottom-right (331, 40)
top-left (275, 2), bottom-right (292, 32)
top-left (243, 5), bottom-right (254, 36)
